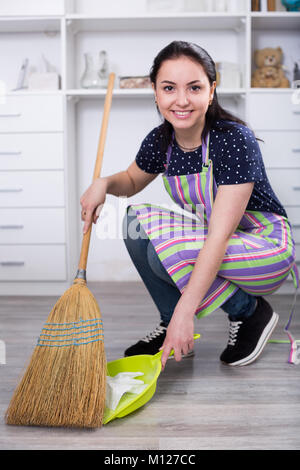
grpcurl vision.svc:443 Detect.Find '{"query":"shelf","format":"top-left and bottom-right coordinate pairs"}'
top-left (5, 90), bottom-right (63, 96)
top-left (0, 16), bottom-right (61, 33)
top-left (65, 13), bottom-right (247, 32)
top-left (251, 12), bottom-right (300, 30)
top-left (216, 88), bottom-right (247, 96)
top-left (250, 88), bottom-right (296, 93)
top-left (67, 88), bottom-right (153, 98)
top-left (66, 87), bottom-right (247, 99)
top-left (1, 11), bottom-right (300, 33)
top-left (5, 88), bottom-right (298, 98)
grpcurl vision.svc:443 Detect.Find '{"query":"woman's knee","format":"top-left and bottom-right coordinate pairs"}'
top-left (146, 240), bottom-right (178, 287)
top-left (122, 206), bottom-right (135, 243)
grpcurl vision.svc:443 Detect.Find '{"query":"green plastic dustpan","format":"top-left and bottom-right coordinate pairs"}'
top-left (103, 333), bottom-right (200, 424)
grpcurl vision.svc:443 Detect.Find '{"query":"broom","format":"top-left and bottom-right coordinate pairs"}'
top-left (5, 73), bottom-right (116, 428)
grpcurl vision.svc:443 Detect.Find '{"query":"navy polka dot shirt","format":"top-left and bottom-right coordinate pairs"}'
top-left (135, 120), bottom-right (287, 217)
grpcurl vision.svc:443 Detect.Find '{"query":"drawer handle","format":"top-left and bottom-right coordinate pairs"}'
top-left (0, 151), bottom-right (22, 156)
top-left (0, 225), bottom-right (24, 230)
top-left (292, 149), bottom-right (300, 153)
top-left (293, 187), bottom-right (300, 191)
top-left (292, 224), bottom-right (300, 229)
top-left (0, 188), bottom-right (23, 192)
top-left (0, 113), bottom-right (22, 118)
top-left (0, 261), bottom-right (25, 266)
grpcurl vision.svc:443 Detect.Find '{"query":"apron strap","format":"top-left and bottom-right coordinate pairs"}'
top-left (271, 264), bottom-right (300, 365)
top-left (164, 133), bottom-right (174, 173)
top-left (202, 132), bottom-right (218, 225)
top-left (284, 263), bottom-right (300, 365)
top-left (201, 132), bottom-right (210, 166)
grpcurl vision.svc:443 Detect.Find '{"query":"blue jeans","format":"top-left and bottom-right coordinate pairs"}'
top-left (123, 211), bottom-right (257, 325)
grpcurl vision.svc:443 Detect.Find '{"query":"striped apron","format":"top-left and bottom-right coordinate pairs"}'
top-left (129, 132), bottom-right (299, 363)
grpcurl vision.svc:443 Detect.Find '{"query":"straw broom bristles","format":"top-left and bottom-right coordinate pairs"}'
top-left (5, 279), bottom-right (106, 428)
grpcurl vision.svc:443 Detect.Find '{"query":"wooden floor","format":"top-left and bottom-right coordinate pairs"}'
top-left (1, 281), bottom-right (300, 450)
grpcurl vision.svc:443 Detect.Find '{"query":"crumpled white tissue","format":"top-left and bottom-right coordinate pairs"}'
top-left (105, 372), bottom-right (148, 410)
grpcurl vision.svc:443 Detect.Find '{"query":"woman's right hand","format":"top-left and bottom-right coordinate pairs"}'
top-left (80, 177), bottom-right (108, 234)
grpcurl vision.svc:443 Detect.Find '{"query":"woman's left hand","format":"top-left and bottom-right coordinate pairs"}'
top-left (160, 309), bottom-right (195, 371)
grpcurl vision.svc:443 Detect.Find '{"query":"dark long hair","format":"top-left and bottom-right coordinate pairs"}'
top-left (150, 41), bottom-right (257, 151)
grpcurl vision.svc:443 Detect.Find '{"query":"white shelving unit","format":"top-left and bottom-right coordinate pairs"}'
top-left (0, 0), bottom-right (299, 295)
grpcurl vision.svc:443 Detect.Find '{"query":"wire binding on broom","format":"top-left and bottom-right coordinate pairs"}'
top-left (37, 318), bottom-right (104, 348)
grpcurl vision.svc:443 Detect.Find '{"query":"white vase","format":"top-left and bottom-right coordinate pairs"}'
top-left (80, 53), bottom-right (101, 89)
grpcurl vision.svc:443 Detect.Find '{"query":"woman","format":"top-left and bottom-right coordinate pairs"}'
top-left (80, 41), bottom-right (298, 370)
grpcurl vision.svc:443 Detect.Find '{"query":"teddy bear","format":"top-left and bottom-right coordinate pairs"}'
top-left (251, 47), bottom-right (290, 88)
top-left (251, 65), bottom-right (289, 88)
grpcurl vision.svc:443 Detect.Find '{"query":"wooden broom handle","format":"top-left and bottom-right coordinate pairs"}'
top-left (78, 72), bottom-right (115, 271)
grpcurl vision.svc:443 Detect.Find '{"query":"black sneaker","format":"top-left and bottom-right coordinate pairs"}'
top-left (124, 321), bottom-right (194, 358)
top-left (220, 297), bottom-right (279, 366)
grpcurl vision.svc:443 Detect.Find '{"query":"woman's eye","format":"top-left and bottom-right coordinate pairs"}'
top-left (162, 85), bottom-right (201, 92)
top-left (163, 85), bottom-right (174, 91)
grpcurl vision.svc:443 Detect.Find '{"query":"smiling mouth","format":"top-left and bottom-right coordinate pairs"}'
top-left (172, 110), bottom-right (193, 118)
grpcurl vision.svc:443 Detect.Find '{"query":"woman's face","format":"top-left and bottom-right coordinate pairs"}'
top-left (153, 56), bottom-right (216, 134)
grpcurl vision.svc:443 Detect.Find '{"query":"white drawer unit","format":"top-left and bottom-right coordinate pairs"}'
top-left (0, 133), bottom-right (64, 170)
top-left (0, 208), bottom-right (66, 244)
top-left (0, 92), bottom-right (68, 292)
top-left (257, 131), bottom-right (300, 169)
top-left (249, 93), bottom-right (300, 131)
top-left (0, 170), bottom-right (65, 207)
top-left (266, 168), bottom-right (300, 207)
top-left (0, 244), bottom-right (67, 281)
top-left (0, 94), bottom-right (63, 133)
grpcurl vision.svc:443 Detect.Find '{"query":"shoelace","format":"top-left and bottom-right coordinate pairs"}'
top-left (141, 324), bottom-right (166, 343)
top-left (228, 321), bottom-right (243, 346)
